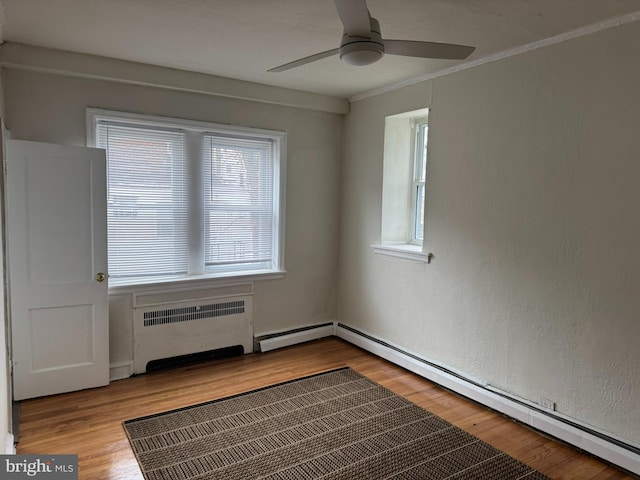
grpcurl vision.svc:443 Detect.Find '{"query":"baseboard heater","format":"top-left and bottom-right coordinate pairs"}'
top-left (132, 285), bottom-right (253, 374)
top-left (335, 322), bottom-right (640, 476)
top-left (256, 322), bottom-right (336, 352)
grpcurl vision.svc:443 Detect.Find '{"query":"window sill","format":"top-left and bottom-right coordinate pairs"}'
top-left (108, 269), bottom-right (286, 295)
top-left (371, 244), bottom-right (431, 263)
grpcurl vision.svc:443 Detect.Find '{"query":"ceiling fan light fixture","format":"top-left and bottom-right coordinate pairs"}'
top-left (340, 41), bottom-right (384, 66)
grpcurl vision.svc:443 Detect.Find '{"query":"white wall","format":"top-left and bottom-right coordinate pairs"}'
top-left (339, 21), bottom-right (640, 446)
top-left (0, 186), bottom-right (10, 453)
top-left (2, 69), bottom-right (342, 369)
top-left (1, 1), bottom-right (14, 449)
top-left (0, 65), bottom-right (14, 452)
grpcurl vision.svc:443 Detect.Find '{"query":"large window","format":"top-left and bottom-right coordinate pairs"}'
top-left (87, 109), bottom-right (286, 286)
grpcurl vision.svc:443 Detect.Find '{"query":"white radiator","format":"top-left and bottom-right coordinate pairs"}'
top-left (132, 285), bottom-right (253, 374)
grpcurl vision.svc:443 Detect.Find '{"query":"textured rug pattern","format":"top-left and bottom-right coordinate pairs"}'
top-left (124, 367), bottom-right (550, 479)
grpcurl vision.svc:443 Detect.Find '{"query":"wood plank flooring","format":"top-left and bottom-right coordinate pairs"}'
top-left (15, 338), bottom-right (636, 479)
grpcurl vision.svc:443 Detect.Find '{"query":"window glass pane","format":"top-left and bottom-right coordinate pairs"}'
top-left (415, 185), bottom-right (425, 241)
top-left (418, 124), bottom-right (428, 183)
top-left (203, 134), bottom-right (274, 270)
top-left (412, 122), bottom-right (428, 243)
top-left (97, 123), bottom-right (188, 278)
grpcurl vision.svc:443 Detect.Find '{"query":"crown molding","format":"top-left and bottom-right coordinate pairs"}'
top-left (350, 10), bottom-right (640, 103)
top-left (0, 42), bottom-right (349, 115)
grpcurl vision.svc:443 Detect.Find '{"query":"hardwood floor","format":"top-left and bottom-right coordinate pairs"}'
top-left (15, 338), bottom-right (636, 479)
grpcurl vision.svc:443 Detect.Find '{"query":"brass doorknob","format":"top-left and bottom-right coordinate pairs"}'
top-left (96, 272), bottom-right (106, 282)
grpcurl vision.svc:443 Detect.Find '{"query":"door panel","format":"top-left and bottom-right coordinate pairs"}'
top-left (6, 139), bottom-right (109, 400)
top-left (30, 304), bottom-right (95, 371)
top-left (25, 155), bottom-right (94, 285)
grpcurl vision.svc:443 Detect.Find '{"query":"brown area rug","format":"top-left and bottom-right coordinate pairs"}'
top-left (123, 367), bottom-right (550, 479)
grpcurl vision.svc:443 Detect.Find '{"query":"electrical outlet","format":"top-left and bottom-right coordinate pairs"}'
top-left (538, 396), bottom-right (556, 411)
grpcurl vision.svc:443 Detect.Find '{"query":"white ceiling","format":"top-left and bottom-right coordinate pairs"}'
top-left (1, 0), bottom-right (640, 99)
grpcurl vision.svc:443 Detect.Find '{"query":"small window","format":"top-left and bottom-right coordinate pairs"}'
top-left (87, 109), bottom-right (286, 286)
top-left (377, 108), bottom-right (429, 262)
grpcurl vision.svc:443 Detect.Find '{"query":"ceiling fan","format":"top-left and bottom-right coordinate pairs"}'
top-left (269, 0), bottom-right (475, 72)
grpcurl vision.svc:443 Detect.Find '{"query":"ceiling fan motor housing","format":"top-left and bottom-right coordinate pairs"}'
top-left (340, 17), bottom-right (384, 66)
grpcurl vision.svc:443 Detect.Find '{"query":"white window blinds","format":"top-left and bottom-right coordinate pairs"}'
top-left (203, 134), bottom-right (274, 270)
top-left (91, 110), bottom-right (285, 285)
top-left (97, 123), bottom-right (189, 279)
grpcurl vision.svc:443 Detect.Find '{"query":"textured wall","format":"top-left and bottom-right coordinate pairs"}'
top-left (3, 69), bottom-right (342, 366)
top-left (339, 22), bottom-right (640, 445)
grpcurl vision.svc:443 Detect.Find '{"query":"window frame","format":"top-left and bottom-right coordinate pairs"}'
top-left (410, 118), bottom-right (428, 245)
top-left (86, 108), bottom-right (287, 290)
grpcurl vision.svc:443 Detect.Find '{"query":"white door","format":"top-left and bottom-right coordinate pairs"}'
top-left (5, 140), bottom-right (109, 400)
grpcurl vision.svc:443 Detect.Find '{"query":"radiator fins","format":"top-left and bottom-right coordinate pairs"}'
top-left (143, 301), bottom-right (245, 327)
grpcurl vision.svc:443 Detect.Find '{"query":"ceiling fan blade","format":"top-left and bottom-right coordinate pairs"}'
top-left (384, 39), bottom-right (475, 60)
top-left (268, 48), bottom-right (340, 72)
top-left (334, 0), bottom-right (371, 36)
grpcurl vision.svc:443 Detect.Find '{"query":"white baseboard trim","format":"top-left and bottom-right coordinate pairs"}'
top-left (109, 361), bottom-right (133, 381)
top-left (5, 432), bottom-right (15, 454)
top-left (336, 323), bottom-right (640, 476)
top-left (258, 323), bottom-right (336, 352)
